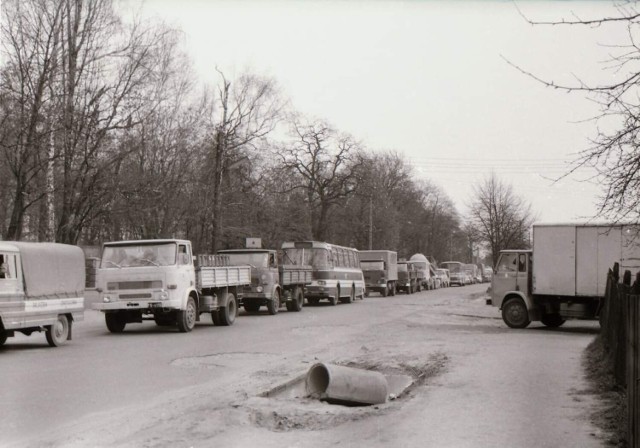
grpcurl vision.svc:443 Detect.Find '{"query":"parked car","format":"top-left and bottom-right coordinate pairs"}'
top-left (436, 268), bottom-right (450, 287)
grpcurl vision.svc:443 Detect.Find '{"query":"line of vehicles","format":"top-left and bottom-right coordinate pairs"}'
top-left (4, 222), bottom-right (632, 347)
top-left (0, 236), bottom-right (478, 346)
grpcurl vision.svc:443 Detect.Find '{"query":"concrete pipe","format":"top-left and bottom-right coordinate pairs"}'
top-left (305, 362), bottom-right (388, 406)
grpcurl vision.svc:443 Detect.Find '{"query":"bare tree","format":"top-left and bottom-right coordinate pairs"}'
top-left (0, 0), bottom-right (64, 240)
top-left (468, 173), bottom-right (535, 267)
top-left (511, 3), bottom-right (640, 224)
top-left (205, 70), bottom-right (284, 252)
top-left (276, 117), bottom-right (363, 241)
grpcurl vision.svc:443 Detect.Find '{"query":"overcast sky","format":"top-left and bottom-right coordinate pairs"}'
top-left (141, 0), bottom-right (625, 223)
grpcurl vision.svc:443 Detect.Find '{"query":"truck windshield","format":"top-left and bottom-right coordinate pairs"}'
top-left (101, 243), bottom-right (177, 268)
top-left (224, 252), bottom-right (269, 268)
top-left (361, 261), bottom-right (384, 270)
top-left (397, 263), bottom-right (408, 272)
top-left (282, 248), bottom-right (331, 269)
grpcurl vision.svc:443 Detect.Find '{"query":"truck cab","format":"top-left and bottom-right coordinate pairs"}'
top-left (94, 239), bottom-right (198, 332)
top-left (490, 250), bottom-right (537, 328)
top-left (218, 249), bottom-right (281, 314)
top-left (361, 259), bottom-right (395, 296)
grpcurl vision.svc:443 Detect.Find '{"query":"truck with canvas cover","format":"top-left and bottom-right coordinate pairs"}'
top-left (92, 239), bottom-right (251, 332)
top-left (490, 223), bottom-right (640, 328)
top-left (359, 250), bottom-right (398, 297)
top-left (217, 246), bottom-right (312, 314)
top-left (396, 260), bottom-right (418, 294)
top-left (0, 242), bottom-right (85, 347)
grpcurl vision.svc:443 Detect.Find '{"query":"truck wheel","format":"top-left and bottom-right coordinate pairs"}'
top-left (244, 303), bottom-right (260, 313)
top-left (416, 282), bottom-right (422, 292)
top-left (381, 286), bottom-right (388, 297)
top-left (286, 287), bottom-right (303, 312)
top-left (105, 312), bottom-right (126, 333)
top-left (541, 313), bottom-right (566, 328)
top-left (177, 297), bottom-right (197, 332)
top-left (0, 330), bottom-right (6, 346)
top-left (267, 290), bottom-right (280, 315)
top-left (390, 283), bottom-right (396, 296)
top-left (46, 315), bottom-right (70, 347)
top-left (218, 294), bottom-right (238, 326)
top-left (502, 298), bottom-right (531, 329)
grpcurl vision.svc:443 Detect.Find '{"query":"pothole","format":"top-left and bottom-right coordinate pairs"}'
top-left (248, 354), bottom-right (448, 431)
top-left (171, 352), bottom-right (278, 370)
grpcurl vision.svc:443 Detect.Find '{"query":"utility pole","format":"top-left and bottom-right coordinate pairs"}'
top-left (368, 195), bottom-right (373, 250)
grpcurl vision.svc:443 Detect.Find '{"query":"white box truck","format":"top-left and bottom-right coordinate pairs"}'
top-left (490, 223), bottom-right (640, 328)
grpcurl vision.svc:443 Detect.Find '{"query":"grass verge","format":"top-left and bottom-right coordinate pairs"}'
top-left (583, 335), bottom-right (627, 446)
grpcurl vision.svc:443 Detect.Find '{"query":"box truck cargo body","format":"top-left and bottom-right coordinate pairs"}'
top-left (490, 223), bottom-right (640, 328)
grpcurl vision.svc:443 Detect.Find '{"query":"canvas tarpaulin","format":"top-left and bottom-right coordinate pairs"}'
top-left (12, 242), bottom-right (85, 299)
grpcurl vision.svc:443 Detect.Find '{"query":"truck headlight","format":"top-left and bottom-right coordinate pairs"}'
top-left (159, 290), bottom-right (169, 301)
top-left (103, 295), bottom-right (113, 303)
top-left (256, 286), bottom-right (264, 293)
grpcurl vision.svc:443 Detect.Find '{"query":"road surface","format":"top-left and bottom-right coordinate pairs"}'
top-left (1, 283), bottom-right (603, 447)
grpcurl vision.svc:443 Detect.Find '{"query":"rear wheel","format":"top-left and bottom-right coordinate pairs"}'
top-left (390, 283), bottom-right (396, 296)
top-left (218, 293), bottom-right (238, 326)
top-left (502, 297), bottom-right (531, 329)
top-left (381, 286), bottom-right (388, 297)
top-left (46, 315), bottom-right (70, 347)
top-left (541, 313), bottom-right (566, 328)
top-left (177, 296), bottom-right (197, 332)
top-left (105, 312), bottom-right (126, 333)
top-left (267, 290), bottom-right (281, 315)
top-left (286, 287), bottom-right (304, 312)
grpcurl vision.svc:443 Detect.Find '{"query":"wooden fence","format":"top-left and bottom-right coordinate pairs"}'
top-left (600, 262), bottom-right (640, 446)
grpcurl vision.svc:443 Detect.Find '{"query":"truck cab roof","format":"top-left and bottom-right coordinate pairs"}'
top-left (103, 239), bottom-right (190, 246)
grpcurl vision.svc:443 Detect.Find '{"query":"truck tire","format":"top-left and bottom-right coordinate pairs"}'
top-left (267, 290), bottom-right (280, 315)
top-left (381, 286), bottom-right (388, 297)
top-left (286, 287), bottom-right (304, 312)
top-left (177, 296), bottom-right (197, 332)
top-left (502, 297), bottom-right (531, 329)
top-left (218, 294), bottom-right (238, 326)
top-left (244, 303), bottom-right (260, 313)
top-left (541, 313), bottom-right (566, 328)
top-left (416, 282), bottom-right (422, 292)
top-left (46, 315), bottom-right (70, 347)
top-left (390, 282), bottom-right (396, 296)
top-left (105, 312), bottom-right (126, 333)
top-left (0, 330), bottom-right (6, 346)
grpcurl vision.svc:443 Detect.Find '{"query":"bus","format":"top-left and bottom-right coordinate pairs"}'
top-left (281, 241), bottom-right (365, 305)
top-left (439, 261), bottom-right (466, 286)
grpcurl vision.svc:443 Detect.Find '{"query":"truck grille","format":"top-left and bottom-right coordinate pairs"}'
top-left (107, 281), bottom-right (162, 291)
top-left (119, 293), bottom-right (152, 300)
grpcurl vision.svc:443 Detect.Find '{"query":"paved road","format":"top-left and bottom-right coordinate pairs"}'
top-left (1, 284), bottom-right (603, 447)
